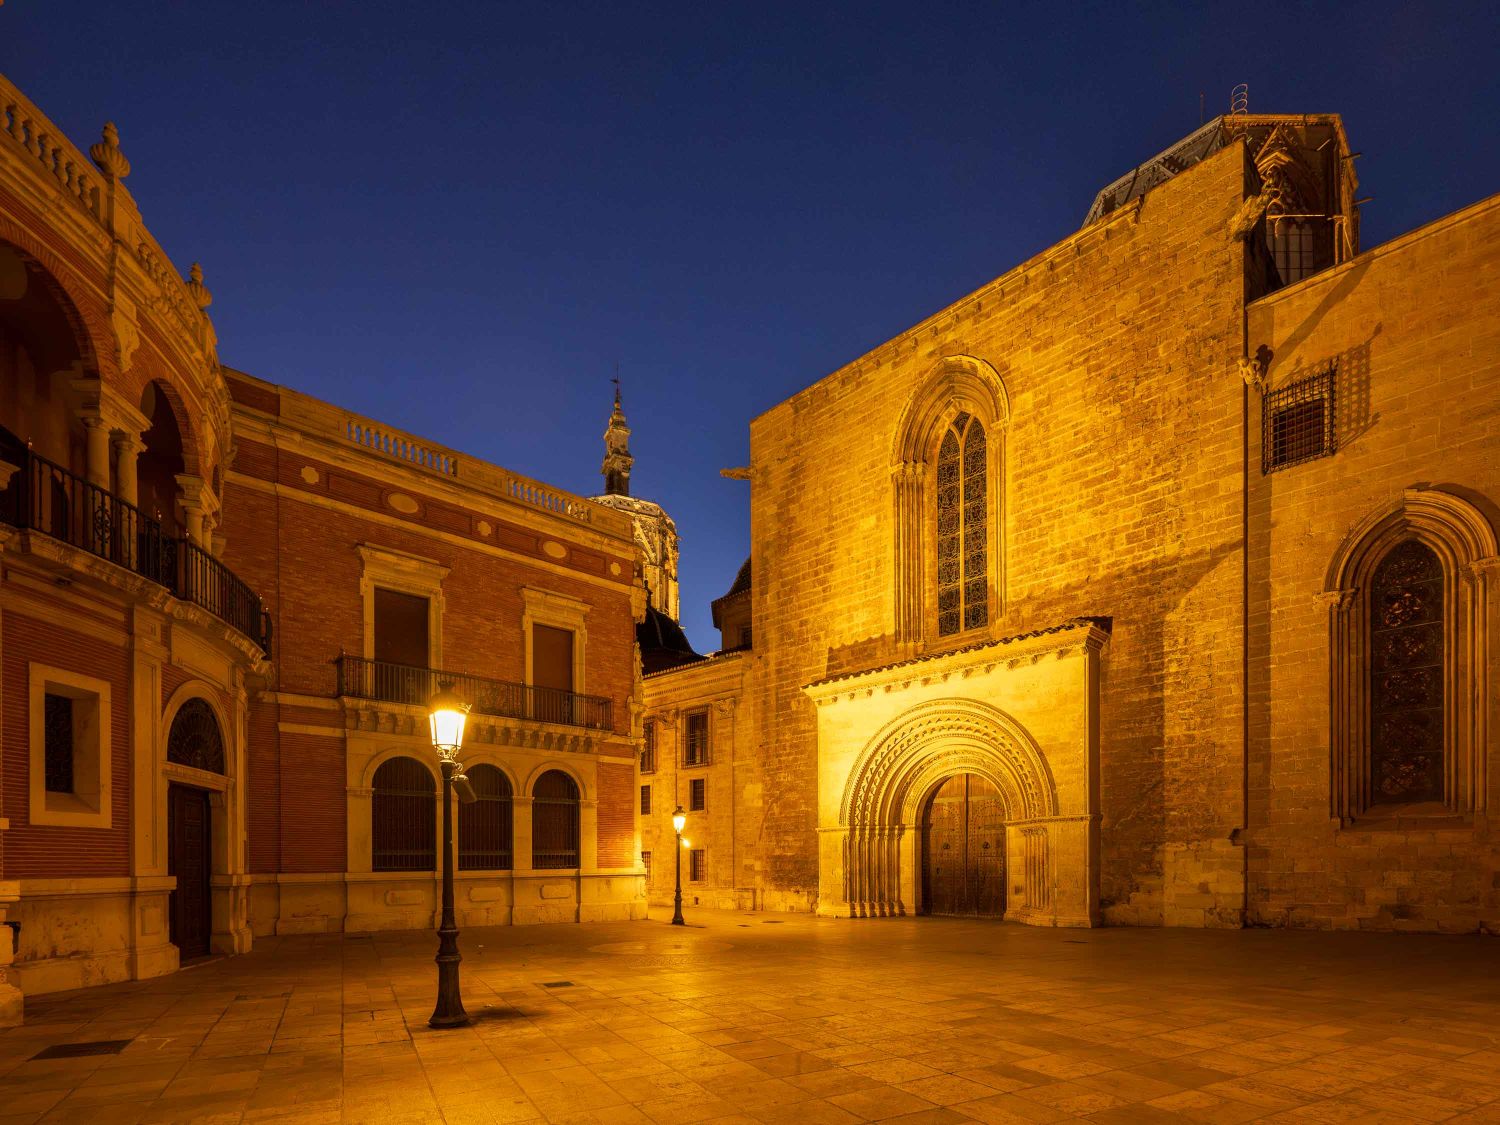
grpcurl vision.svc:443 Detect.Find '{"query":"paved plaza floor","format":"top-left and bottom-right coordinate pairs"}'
top-left (2, 909), bottom-right (1499, 1124)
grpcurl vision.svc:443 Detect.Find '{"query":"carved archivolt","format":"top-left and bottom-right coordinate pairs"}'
top-left (835, 698), bottom-right (1057, 918)
top-left (840, 697), bottom-right (1057, 828)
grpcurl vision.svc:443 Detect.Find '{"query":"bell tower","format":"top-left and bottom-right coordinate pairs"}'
top-left (592, 382), bottom-right (681, 621)
top-left (601, 379), bottom-right (633, 497)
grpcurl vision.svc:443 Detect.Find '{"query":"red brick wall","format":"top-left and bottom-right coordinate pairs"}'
top-left (246, 697), bottom-right (280, 874)
top-left (276, 731), bottom-right (345, 873)
top-left (596, 760), bottom-right (635, 868)
top-left (2, 611), bottom-right (131, 877)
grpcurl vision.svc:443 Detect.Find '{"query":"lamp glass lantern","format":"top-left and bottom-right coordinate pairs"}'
top-left (671, 806), bottom-right (687, 834)
top-left (428, 684), bottom-right (469, 761)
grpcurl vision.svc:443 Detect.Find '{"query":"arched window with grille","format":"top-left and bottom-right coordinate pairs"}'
top-left (1367, 540), bottom-right (1445, 806)
top-left (936, 412), bottom-right (988, 637)
top-left (459, 764), bottom-right (513, 870)
top-left (371, 757), bottom-right (435, 871)
top-left (1325, 489), bottom-right (1495, 821)
top-left (532, 769), bottom-right (580, 869)
top-left (167, 698), bottom-right (225, 774)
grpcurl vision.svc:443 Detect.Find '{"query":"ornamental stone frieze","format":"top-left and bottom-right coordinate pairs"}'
top-left (340, 700), bottom-right (598, 755)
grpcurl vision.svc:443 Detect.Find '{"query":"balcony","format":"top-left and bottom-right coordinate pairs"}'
top-left (0, 430), bottom-right (272, 653)
top-left (336, 655), bottom-right (614, 733)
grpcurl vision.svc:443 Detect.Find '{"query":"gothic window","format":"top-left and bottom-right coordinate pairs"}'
top-left (1368, 541), bottom-right (1444, 805)
top-left (372, 757), bottom-right (435, 871)
top-left (1326, 489), bottom-right (1496, 823)
top-left (167, 699), bottom-right (225, 774)
top-left (458, 764), bottom-right (512, 871)
top-left (532, 770), bottom-right (580, 869)
top-left (1269, 218), bottom-right (1316, 284)
top-left (936, 412), bottom-right (988, 636)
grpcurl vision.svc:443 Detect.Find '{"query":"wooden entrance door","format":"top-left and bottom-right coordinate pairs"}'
top-left (168, 783), bottom-right (212, 959)
top-left (921, 773), bottom-right (1006, 916)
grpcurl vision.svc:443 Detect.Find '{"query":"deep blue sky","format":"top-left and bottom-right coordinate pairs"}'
top-left (5, 3), bottom-right (1497, 649)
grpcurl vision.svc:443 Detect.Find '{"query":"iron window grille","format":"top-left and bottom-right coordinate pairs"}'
top-left (689, 848), bottom-right (706, 882)
top-left (1263, 364), bottom-right (1336, 473)
top-left (640, 721), bottom-right (656, 774)
top-left (641, 850), bottom-right (651, 877)
top-left (458, 764), bottom-right (513, 870)
top-left (683, 709), bottom-right (710, 767)
top-left (372, 757), bottom-right (436, 871)
top-left (689, 777), bottom-right (705, 812)
top-left (640, 784), bottom-right (651, 815)
top-left (532, 769), bottom-right (580, 869)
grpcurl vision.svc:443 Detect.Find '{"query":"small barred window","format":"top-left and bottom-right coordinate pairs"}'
top-left (1263, 365), bottom-right (1336, 473)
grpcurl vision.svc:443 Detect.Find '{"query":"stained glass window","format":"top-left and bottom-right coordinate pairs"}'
top-left (936, 413), bottom-right (987, 636)
top-left (1369, 540), bottom-right (1444, 805)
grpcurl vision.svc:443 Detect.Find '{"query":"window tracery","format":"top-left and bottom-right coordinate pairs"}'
top-left (1368, 540), bottom-right (1444, 805)
top-left (936, 412), bottom-right (987, 636)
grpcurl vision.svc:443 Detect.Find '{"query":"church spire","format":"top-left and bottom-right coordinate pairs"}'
top-left (601, 378), bottom-right (633, 497)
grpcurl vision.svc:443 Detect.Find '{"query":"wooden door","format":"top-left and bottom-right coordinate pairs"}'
top-left (168, 784), bottom-right (212, 959)
top-left (921, 773), bottom-right (1006, 917)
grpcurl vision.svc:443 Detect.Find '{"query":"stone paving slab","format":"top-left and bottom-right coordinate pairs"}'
top-left (0, 910), bottom-right (1498, 1123)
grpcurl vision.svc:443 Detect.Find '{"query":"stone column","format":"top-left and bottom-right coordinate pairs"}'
top-left (112, 433), bottom-right (144, 506)
top-left (175, 474), bottom-right (206, 544)
top-left (79, 410), bottom-right (112, 489)
top-left (891, 462), bottom-right (926, 645)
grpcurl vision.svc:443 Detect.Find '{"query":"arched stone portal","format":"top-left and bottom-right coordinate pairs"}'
top-left (807, 619), bottom-right (1107, 927)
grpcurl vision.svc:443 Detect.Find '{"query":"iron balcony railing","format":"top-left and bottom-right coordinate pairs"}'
top-left (0, 428), bottom-right (272, 653)
top-left (336, 654), bottom-right (614, 733)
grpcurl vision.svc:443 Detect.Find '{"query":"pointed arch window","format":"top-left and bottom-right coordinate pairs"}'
top-left (936, 412), bottom-right (988, 636)
top-left (1325, 489), bottom-right (1496, 823)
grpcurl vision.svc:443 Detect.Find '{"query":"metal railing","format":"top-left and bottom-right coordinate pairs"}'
top-left (336, 654), bottom-right (614, 732)
top-left (0, 429), bottom-right (271, 652)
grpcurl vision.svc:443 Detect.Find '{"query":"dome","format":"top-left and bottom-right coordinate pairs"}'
top-left (638, 604), bottom-right (703, 674)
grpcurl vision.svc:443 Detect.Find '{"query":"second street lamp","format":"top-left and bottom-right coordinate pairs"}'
top-left (671, 805), bottom-right (687, 925)
top-left (428, 683), bottom-right (471, 1029)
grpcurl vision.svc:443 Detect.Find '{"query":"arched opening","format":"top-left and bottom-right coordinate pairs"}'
top-left (371, 757), bottom-right (436, 871)
top-left (532, 769), bottom-right (580, 869)
top-left (459, 764), bottom-right (513, 871)
top-left (165, 698), bottom-right (226, 961)
top-left (0, 240), bottom-right (88, 473)
top-left (137, 381), bottom-right (185, 534)
top-left (920, 773), bottom-right (1006, 916)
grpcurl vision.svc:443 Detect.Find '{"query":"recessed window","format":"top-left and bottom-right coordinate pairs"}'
top-left (44, 694), bottom-right (75, 793)
top-left (689, 777), bottom-right (705, 812)
top-left (640, 784), bottom-right (652, 815)
top-left (29, 665), bottom-right (111, 829)
top-left (458, 764), bottom-right (513, 871)
top-left (533, 770), bottom-right (580, 869)
top-left (689, 848), bottom-right (706, 882)
top-left (371, 756), bottom-right (435, 872)
top-left (641, 850), bottom-right (651, 877)
top-left (936, 412), bottom-right (988, 635)
top-left (684, 710), bottom-right (709, 767)
top-left (373, 587), bottom-right (430, 670)
top-left (1264, 365), bottom-right (1336, 473)
top-left (641, 720), bottom-right (657, 774)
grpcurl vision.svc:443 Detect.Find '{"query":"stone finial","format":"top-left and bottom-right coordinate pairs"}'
top-left (185, 263), bottom-right (212, 311)
top-left (89, 121), bottom-right (131, 180)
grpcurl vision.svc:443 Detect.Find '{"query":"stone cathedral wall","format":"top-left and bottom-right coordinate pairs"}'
top-left (746, 140), bottom-right (1259, 924)
top-left (1246, 195), bottom-right (1500, 931)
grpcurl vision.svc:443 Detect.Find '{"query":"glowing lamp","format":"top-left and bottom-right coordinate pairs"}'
top-left (672, 805), bottom-right (687, 835)
top-left (427, 683), bottom-right (469, 759)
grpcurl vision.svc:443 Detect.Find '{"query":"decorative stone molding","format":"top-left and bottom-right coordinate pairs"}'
top-left (184, 263), bottom-right (212, 311)
top-left (88, 121), bottom-right (130, 180)
top-left (342, 700), bottom-right (597, 755)
top-left (1325, 487), bottom-right (1496, 821)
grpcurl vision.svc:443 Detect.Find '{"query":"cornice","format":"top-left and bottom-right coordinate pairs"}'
top-left (803, 618), bottom-right (1110, 705)
top-left (340, 697), bottom-right (616, 755)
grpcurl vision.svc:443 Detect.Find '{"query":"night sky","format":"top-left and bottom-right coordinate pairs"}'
top-left (5, 3), bottom-right (1497, 650)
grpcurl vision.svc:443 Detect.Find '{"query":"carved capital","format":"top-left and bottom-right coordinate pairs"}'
top-left (1315, 588), bottom-right (1358, 611)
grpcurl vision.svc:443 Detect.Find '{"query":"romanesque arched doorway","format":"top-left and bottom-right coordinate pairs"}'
top-left (921, 773), bottom-right (1006, 916)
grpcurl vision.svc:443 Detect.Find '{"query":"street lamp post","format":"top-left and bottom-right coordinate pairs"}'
top-left (428, 683), bottom-right (471, 1029)
top-left (671, 805), bottom-right (687, 926)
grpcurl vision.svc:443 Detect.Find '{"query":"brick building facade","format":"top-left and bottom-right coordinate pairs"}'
top-left (642, 114), bottom-right (1499, 933)
top-left (0, 74), bottom-right (645, 1026)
